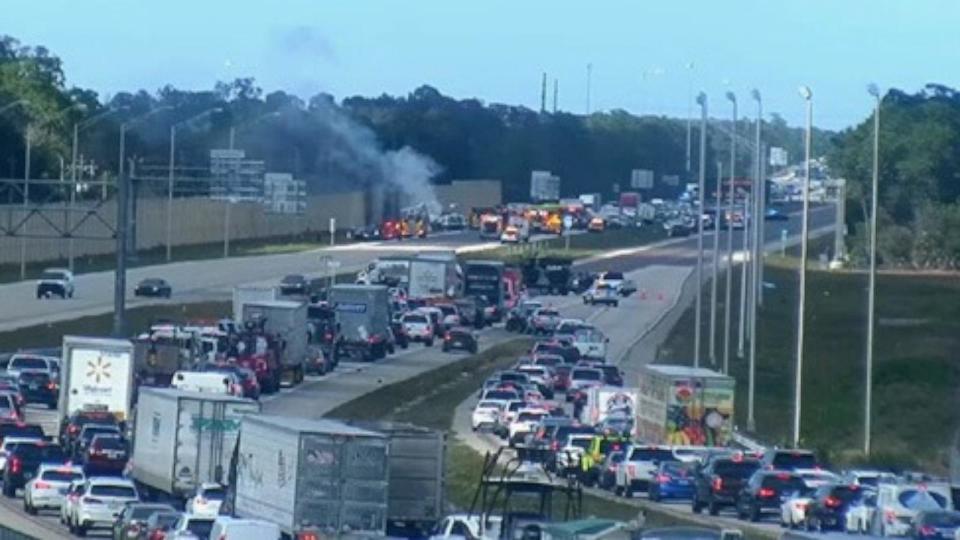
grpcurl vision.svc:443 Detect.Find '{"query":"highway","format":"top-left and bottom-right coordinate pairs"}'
top-left (0, 204), bottom-right (846, 539)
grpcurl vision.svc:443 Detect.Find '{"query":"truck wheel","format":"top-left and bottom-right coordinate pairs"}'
top-left (425, 339), bottom-right (434, 347)
top-left (692, 495), bottom-right (704, 514)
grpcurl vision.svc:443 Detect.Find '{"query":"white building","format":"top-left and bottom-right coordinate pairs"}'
top-left (263, 172), bottom-right (306, 214)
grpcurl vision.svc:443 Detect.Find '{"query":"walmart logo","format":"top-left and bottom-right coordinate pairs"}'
top-left (86, 356), bottom-right (111, 384)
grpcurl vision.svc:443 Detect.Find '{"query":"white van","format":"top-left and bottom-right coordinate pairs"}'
top-left (209, 517), bottom-right (281, 540)
top-left (170, 371), bottom-right (241, 396)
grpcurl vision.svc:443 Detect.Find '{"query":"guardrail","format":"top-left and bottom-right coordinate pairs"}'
top-left (0, 526), bottom-right (35, 540)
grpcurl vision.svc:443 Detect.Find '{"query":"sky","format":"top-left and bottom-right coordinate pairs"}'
top-left (5, 0), bottom-right (960, 130)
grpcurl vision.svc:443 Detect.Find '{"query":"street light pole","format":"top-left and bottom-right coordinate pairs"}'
top-left (747, 89), bottom-right (763, 431)
top-left (20, 125), bottom-right (32, 279)
top-left (710, 160), bottom-right (722, 366)
top-left (694, 92), bottom-right (708, 367)
top-left (167, 125), bottom-right (176, 262)
top-left (794, 85), bottom-right (814, 448)
top-left (723, 92), bottom-right (737, 375)
top-left (865, 84), bottom-right (881, 456)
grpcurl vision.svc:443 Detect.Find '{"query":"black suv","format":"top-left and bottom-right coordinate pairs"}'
top-left (805, 483), bottom-right (866, 531)
top-left (692, 455), bottom-right (761, 515)
top-left (735, 470), bottom-right (806, 522)
top-left (2, 441), bottom-right (67, 496)
top-left (17, 370), bottom-right (57, 409)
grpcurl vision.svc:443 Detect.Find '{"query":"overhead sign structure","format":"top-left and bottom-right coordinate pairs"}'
top-left (662, 174), bottom-right (680, 187)
top-left (769, 147), bottom-right (788, 167)
top-left (630, 169), bottom-right (655, 190)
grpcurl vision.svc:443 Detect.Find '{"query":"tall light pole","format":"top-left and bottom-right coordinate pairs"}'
top-left (685, 62), bottom-right (695, 178)
top-left (710, 160), bottom-right (722, 366)
top-left (864, 84), bottom-right (881, 456)
top-left (167, 107), bottom-right (222, 261)
top-left (694, 92), bottom-right (708, 366)
top-left (747, 89), bottom-right (762, 431)
top-left (723, 91), bottom-right (737, 375)
top-left (70, 107), bottom-right (120, 272)
top-left (794, 85), bottom-right (813, 448)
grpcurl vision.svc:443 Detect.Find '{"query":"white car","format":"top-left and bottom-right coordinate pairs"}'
top-left (844, 469), bottom-right (897, 488)
top-left (170, 370), bottom-right (242, 396)
top-left (516, 366), bottom-right (551, 388)
top-left (184, 482), bottom-right (226, 517)
top-left (497, 400), bottom-right (526, 429)
top-left (167, 513), bottom-right (216, 539)
top-left (60, 479), bottom-right (85, 525)
top-left (568, 367), bottom-right (603, 395)
top-left (6, 353), bottom-right (56, 379)
top-left (210, 517), bottom-right (282, 540)
top-left (471, 400), bottom-right (505, 431)
top-left (794, 468), bottom-right (840, 488)
top-left (872, 482), bottom-right (952, 536)
top-left (402, 313), bottom-right (435, 345)
top-left (615, 445), bottom-right (679, 498)
top-left (845, 489), bottom-right (878, 534)
top-left (572, 328), bottom-right (608, 360)
top-left (780, 488), bottom-right (816, 529)
top-left (556, 434), bottom-right (594, 471)
top-left (69, 477), bottom-right (140, 535)
top-left (429, 513), bottom-right (503, 540)
top-left (36, 267), bottom-right (75, 299)
top-left (507, 408), bottom-right (548, 445)
top-left (23, 464), bottom-right (84, 515)
top-left (596, 271), bottom-right (624, 292)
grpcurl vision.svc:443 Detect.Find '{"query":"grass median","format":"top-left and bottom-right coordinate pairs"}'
top-left (469, 227), bottom-right (666, 265)
top-left (658, 259), bottom-right (960, 471)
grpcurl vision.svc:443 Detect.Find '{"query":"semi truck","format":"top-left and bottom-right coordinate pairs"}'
top-left (232, 415), bottom-right (390, 538)
top-left (133, 337), bottom-right (184, 387)
top-left (239, 300), bottom-right (308, 386)
top-left (330, 284), bottom-right (394, 361)
top-left (462, 260), bottom-right (506, 322)
top-left (350, 421), bottom-right (446, 536)
top-left (619, 192), bottom-right (641, 219)
top-left (635, 365), bottom-right (734, 446)
top-left (58, 336), bottom-right (135, 430)
top-left (131, 388), bottom-right (260, 501)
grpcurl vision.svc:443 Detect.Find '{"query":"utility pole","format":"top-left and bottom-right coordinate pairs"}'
top-left (865, 84), bottom-right (881, 456)
top-left (710, 160), bottom-right (722, 366)
top-left (167, 126), bottom-right (176, 262)
top-left (553, 79), bottom-right (558, 113)
top-left (723, 92), bottom-right (737, 375)
top-left (541, 72), bottom-right (547, 113)
top-left (20, 126), bottom-right (32, 279)
top-left (794, 85), bottom-right (814, 448)
top-left (693, 92), bottom-right (707, 367)
top-left (113, 164), bottom-right (129, 337)
top-left (586, 63), bottom-right (593, 115)
top-left (69, 123), bottom-right (79, 272)
top-left (748, 88), bottom-right (763, 432)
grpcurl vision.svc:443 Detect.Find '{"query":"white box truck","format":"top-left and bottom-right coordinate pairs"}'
top-left (407, 258), bottom-right (460, 300)
top-left (635, 365), bottom-right (735, 447)
top-left (232, 415), bottom-right (389, 538)
top-left (59, 336), bottom-right (135, 428)
top-left (131, 388), bottom-right (260, 500)
top-left (232, 285), bottom-right (279, 323)
top-left (578, 386), bottom-right (639, 427)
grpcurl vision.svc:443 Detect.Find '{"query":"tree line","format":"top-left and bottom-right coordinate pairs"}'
top-left (1, 33), bottom-right (822, 208)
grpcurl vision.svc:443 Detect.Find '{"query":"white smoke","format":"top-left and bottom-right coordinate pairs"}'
top-left (309, 98), bottom-right (442, 216)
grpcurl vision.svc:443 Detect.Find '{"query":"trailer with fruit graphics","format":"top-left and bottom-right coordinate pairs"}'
top-left (634, 365), bottom-right (734, 447)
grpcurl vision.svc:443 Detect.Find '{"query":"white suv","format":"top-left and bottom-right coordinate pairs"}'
top-left (872, 482), bottom-right (953, 536)
top-left (23, 464), bottom-right (84, 515)
top-left (69, 477), bottom-right (139, 535)
top-left (36, 268), bottom-right (75, 299)
top-left (615, 445), bottom-right (679, 497)
top-left (471, 400), bottom-right (505, 431)
top-left (401, 313), bottom-right (435, 346)
top-left (185, 482), bottom-right (226, 517)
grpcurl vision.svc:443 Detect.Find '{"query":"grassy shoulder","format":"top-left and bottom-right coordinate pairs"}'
top-left (658, 259), bottom-right (960, 471)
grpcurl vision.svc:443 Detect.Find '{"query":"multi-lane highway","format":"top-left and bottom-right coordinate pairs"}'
top-left (0, 204), bottom-right (842, 539)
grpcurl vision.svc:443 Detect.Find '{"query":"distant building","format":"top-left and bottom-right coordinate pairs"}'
top-left (208, 149), bottom-right (266, 202)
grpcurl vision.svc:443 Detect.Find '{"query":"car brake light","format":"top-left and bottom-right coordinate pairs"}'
top-left (34, 481), bottom-right (51, 489)
top-left (627, 464), bottom-right (637, 477)
top-left (825, 496), bottom-right (841, 508)
top-left (759, 487), bottom-right (776, 498)
top-left (83, 497), bottom-right (103, 504)
top-left (920, 526), bottom-right (936, 536)
top-left (776, 472), bottom-right (791, 480)
top-left (69, 425), bottom-right (79, 435)
top-left (657, 474), bottom-right (670, 484)
top-left (884, 509), bottom-right (896, 524)
top-left (444, 333), bottom-right (451, 341)
top-left (711, 477), bottom-right (723, 491)
top-left (9, 457), bottom-right (20, 474)
top-left (46, 381), bottom-right (56, 390)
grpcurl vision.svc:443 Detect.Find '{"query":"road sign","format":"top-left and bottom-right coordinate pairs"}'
top-left (630, 169), bottom-right (654, 190)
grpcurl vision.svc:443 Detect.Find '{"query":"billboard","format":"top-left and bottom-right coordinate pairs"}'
top-left (630, 169), bottom-right (654, 189)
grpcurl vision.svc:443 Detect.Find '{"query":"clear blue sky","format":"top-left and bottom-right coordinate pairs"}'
top-left (6, 0), bottom-right (959, 130)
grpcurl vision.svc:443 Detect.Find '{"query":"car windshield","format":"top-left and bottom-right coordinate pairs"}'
top-left (760, 474), bottom-right (806, 492)
top-left (90, 485), bottom-right (136, 498)
top-left (603, 272), bottom-right (623, 280)
top-left (568, 437), bottom-right (591, 449)
top-left (83, 426), bottom-right (119, 441)
top-left (203, 487), bottom-right (225, 500)
top-left (39, 271), bottom-right (66, 280)
top-left (771, 451), bottom-right (816, 469)
top-left (141, 279), bottom-right (163, 286)
top-left (18, 371), bottom-right (49, 383)
top-left (518, 412), bottom-right (545, 422)
top-left (185, 518), bottom-right (215, 536)
top-left (629, 448), bottom-right (677, 462)
top-left (574, 329), bottom-right (603, 343)
top-left (899, 490), bottom-right (949, 511)
top-left (713, 460), bottom-right (761, 477)
top-left (94, 437), bottom-right (126, 450)
top-left (477, 401), bottom-right (502, 410)
top-left (282, 275), bottom-right (304, 283)
top-left (404, 314), bottom-right (428, 323)
top-left (438, 306), bottom-right (455, 315)
top-left (484, 391), bottom-right (517, 401)
top-left (572, 369), bottom-right (601, 381)
top-left (40, 469), bottom-right (82, 483)
top-left (132, 505), bottom-right (173, 519)
top-left (662, 462), bottom-right (693, 476)
top-left (11, 357), bottom-right (48, 370)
